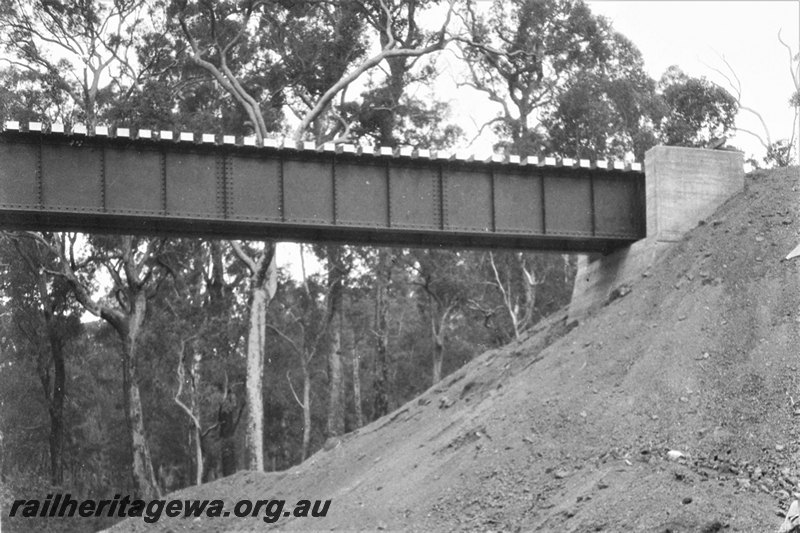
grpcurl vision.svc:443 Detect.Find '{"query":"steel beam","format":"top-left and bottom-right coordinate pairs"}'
top-left (0, 127), bottom-right (646, 253)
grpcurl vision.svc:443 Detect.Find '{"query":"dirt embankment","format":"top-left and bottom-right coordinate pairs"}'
top-left (106, 166), bottom-right (800, 533)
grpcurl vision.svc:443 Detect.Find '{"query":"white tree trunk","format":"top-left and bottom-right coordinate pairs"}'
top-left (125, 291), bottom-right (160, 499)
top-left (245, 286), bottom-right (267, 472)
top-left (242, 246), bottom-right (277, 472)
top-left (301, 367), bottom-right (311, 461)
top-left (352, 347), bottom-right (363, 429)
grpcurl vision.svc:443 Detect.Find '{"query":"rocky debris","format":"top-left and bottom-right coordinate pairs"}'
top-left (658, 447), bottom-right (800, 505)
top-left (606, 284), bottom-right (631, 304)
top-left (439, 396), bottom-right (454, 409)
top-left (440, 426), bottom-right (488, 453)
top-left (322, 437), bottom-right (341, 451)
top-left (553, 469), bottom-right (570, 479)
top-left (667, 450), bottom-right (685, 461)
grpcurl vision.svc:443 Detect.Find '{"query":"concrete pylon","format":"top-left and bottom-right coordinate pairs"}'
top-left (567, 146), bottom-right (744, 323)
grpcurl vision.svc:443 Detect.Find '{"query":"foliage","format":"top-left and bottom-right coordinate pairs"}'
top-left (0, 67), bottom-right (73, 123)
top-left (353, 78), bottom-right (463, 148)
top-left (0, 0), bottom-right (161, 125)
top-left (542, 30), bottom-right (664, 160)
top-left (656, 65), bottom-right (738, 147)
top-left (460, 0), bottom-right (628, 154)
top-left (764, 139), bottom-right (795, 167)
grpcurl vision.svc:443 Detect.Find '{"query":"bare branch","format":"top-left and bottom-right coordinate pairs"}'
top-left (295, 0), bottom-right (456, 140)
top-left (466, 116), bottom-right (505, 148)
top-left (230, 241), bottom-right (257, 276)
top-left (174, 366), bottom-right (201, 430)
top-left (734, 126), bottom-right (771, 151)
top-left (286, 370), bottom-right (304, 408)
top-left (265, 323), bottom-right (304, 358)
top-left (702, 53), bottom-right (772, 149)
top-left (779, 29), bottom-right (800, 89)
top-left (178, 15), bottom-right (265, 140)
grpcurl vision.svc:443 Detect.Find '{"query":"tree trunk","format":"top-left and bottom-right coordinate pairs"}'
top-left (241, 242), bottom-right (277, 472)
top-left (352, 346), bottom-right (363, 429)
top-left (219, 391), bottom-right (239, 476)
top-left (47, 406), bottom-right (64, 486)
top-left (518, 252), bottom-right (537, 331)
top-left (372, 249), bottom-right (390, 418)
top-left (189, 350), bottom-right (203, 485)
top-left (430, 307), bottom-right (447, 385)
top-left (301, 365), bottom-right (311, 461)
top-left (127, 380), bottom-right (159, 499)
top-left (123, 292), bottom-right (160, 499)
top-left (325, 246), bottom-right (346, 438)
top-left (33, 268), bottom-right (66, 487)
top-left (47, 337), bottom-right (65, 487)
top-left (245, 285), bottom-right (267, 472)
top-left (432, 338), bottom-right (443, 385)
top-left (326, 328), bottom-right (344, 437)
top-left (191, 426), bottom-right (202, 486)
top-left (44, 324), bottom-right (65, 485)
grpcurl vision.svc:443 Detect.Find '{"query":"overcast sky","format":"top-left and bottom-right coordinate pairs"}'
top-left (588, 0), bottom-right (800, 161)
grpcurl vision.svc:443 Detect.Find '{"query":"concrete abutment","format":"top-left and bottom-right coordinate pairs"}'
top-left (568, 146), bottom-right (745, 322)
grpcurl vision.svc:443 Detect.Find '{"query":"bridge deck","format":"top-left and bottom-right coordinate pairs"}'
top-left (0, 125), bottom-right (646, 253)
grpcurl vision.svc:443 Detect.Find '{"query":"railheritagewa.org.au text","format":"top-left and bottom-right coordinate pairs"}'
top-left (8, 493), bottom-right (331, 524)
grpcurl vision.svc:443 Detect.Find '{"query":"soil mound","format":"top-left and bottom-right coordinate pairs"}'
top-left (112, 166), bottom-right (800, 532)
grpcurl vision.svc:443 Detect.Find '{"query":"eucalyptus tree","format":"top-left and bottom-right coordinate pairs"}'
top-left (0, 234), bottom-right (83, 486)
top-left (541, 31), bottom-right (663, 160)
top-left (656, 65), bottom-right (738, 148)
top-left (264, 247), bottom-right (331, 461)
top-left (397, 250), bottom-right (475, 384)
top-left (9, 234), bottom-right (167, 498)
top-left (0, 0), bottom-right (195, 499)
top-left (146, 240), bottom-right (248, 485)
top-left (0, 0), bottom-right (165, 126)
top-left (170, 0), bottom-right (456, 466)
top-left (458, 0), bottom-right (621, 155)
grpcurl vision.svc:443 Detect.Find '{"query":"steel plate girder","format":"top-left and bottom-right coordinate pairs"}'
top-left (0, 132), bottom-right (645, 253)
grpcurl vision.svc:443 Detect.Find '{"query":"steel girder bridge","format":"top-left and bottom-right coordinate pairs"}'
top-left (0, 122), bottom-right (645, 254)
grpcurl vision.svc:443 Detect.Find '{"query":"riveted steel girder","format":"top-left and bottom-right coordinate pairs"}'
top-left (0, 130), bottom-right (645, 253)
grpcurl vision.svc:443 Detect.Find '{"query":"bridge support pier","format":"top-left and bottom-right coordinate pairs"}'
top-left (568, 145), bottom-right (744, 322)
